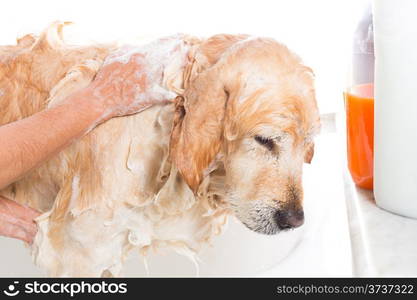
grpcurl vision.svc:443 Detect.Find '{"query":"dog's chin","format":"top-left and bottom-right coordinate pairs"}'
top-left (240, 219), bottom-right (280, 235)
top-left (229, 196), bottom-right (297, 235)
top-left (233, 205), bottom-right (298, 235)
top-left (233, 207), bottom-right (282, 235)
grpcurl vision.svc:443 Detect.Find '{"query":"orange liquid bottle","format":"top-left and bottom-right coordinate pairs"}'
top-left (346, 2), bottom-right (374, 190)
top-left (345, 83), bottom-right (374, 190)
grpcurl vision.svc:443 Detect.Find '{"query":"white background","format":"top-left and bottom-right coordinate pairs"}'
top-left (0, 0), bottom-right (368, 113)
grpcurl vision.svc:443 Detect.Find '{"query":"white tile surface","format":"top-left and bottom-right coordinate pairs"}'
top-left (344, 174), bottom-right (417, 277)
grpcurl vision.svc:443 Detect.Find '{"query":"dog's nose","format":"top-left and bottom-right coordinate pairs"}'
top-left (275, 209), bottom-right (304, 229)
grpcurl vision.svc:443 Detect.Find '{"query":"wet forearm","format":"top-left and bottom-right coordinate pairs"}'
top-left (0, 91), bottom-right (105, 189)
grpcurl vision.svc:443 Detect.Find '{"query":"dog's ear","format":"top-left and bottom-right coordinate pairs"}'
top-left (169, 34), bottom-right (247, 192)
top-left (304, 142), bottom-right (315, 164)
top-left (170, 68), bottom-right (228, 192)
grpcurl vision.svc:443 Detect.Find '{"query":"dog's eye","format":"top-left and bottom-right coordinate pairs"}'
top-left (254, 135), bottom-right (275, 151)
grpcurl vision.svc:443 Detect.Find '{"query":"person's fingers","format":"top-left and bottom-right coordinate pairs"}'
top-left (96, 61), bottom-right (123, 79)
top-left (17, 217), bottom-right (38, 237)
top-left (0, 219), bottom-right (33, 244)
top-left (97, 53), bottom-right (141, 82)
top-left (21, 206), bottom-right (42, 222)
top-left (0, 197), bottom-right (41, 223)
top-left (15, 218), bottom-right (37, 244)
top-left (0, 207), bottom-right (39, 244)
top-left (9, 204), bottom-right (40, 223)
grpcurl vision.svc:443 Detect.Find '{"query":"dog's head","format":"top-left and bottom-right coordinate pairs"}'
top-left (170, 35), bottom-right (320, 234)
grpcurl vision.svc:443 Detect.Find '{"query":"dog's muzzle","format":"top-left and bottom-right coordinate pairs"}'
top-left (275, 209), bottom-right (304, 230)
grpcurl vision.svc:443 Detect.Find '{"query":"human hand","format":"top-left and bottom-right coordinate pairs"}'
top-left (0, 197), bottom-right (41, 244)
top-left (85, 49), bottom-right (176, 122)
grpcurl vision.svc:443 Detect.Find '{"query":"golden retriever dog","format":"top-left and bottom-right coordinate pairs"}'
top-left (0, 22), bottom-right (319, 276)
